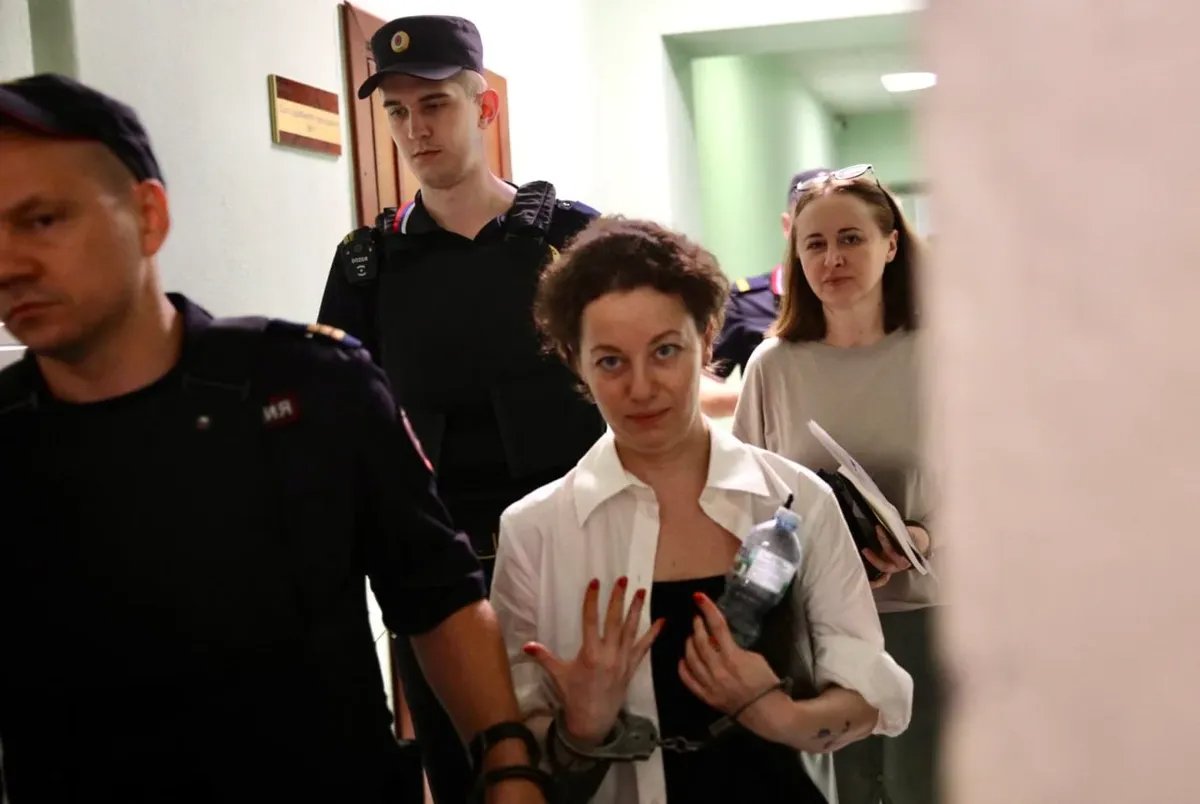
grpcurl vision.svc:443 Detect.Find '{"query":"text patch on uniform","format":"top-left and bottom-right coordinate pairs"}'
top-left (262, 395), bottom-right (300, 427)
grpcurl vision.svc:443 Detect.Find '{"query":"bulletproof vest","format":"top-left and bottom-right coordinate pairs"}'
top-left (373, 181), bottom-right (603, 478)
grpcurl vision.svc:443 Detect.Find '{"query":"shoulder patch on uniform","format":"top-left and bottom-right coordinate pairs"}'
top-left (266, 320), bottom-right (363, 350)
top-left (556, 199), bottom-right (599, 217)
top-left (732, 272), bottom-right (772, 295)
top-left (550, 199), bottom-right (600, 247)
top-left (305, 323), bottom-right (360, 347)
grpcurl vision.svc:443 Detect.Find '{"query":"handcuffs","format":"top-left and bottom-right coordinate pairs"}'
top-left (548, 676), bottom-right (794, 767)
top-left (467, 678), bottom-right (794, 801)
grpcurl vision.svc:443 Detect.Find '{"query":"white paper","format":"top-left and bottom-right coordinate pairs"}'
top-left (808, 420), bottom-right (931, 575)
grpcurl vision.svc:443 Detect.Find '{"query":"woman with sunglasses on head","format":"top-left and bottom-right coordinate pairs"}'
top-left (733, 165), bottom-right (941, 804)
top-left (489, 217), bottom-right (912, 803)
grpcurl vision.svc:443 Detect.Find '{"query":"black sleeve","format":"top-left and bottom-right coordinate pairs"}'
top-left (349, 354), bottom-right (486, 635)
top-left (318, 249), bottom-right (379, 362)
top-left (709, 303), bottom-right (745, 379)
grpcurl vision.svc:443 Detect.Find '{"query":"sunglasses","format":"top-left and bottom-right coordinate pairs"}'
top-left (794, 163), bottom-right (877, 193)
top-left (791, 163), bottom-right (903, 219)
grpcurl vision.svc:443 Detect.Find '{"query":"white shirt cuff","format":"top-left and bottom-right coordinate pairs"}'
top-left (813, 635), bottom-right (914, 736)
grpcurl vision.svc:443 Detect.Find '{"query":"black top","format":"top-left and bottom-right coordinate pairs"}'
top-left (0, 294), bottom-right (483, 803)
top-left (650, 576), bottom-right (823, 804)
top-left (711, 268), bottom-right (782, 379)
top-left (318, 186), bottom-right (598, 364)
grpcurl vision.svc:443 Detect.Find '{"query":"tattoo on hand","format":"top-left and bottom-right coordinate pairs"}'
top-left (816, 719), bottom-right (853, 752)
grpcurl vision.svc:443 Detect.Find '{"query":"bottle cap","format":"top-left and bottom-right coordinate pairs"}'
top-left (775, 507), bottom-right (802, 533)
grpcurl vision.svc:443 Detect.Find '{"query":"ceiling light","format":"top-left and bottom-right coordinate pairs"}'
top-left (881, 72), bottom-right (937, 93)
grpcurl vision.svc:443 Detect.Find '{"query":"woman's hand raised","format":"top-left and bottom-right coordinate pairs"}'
top-left (523, 577), bottom-right (664, 746)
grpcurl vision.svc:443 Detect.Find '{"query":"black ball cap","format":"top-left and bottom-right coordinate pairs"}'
top-left (0, 73), bottom-right (164, 185)
top-left (357, 15), bottom-right (484, 99)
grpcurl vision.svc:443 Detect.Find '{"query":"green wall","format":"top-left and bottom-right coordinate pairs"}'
top-left (692, 55), bottom-right (834, 281)
top-left (692, 58), bottom-right (922, 279)
top-left (834, 109), bottom-right (916, 187)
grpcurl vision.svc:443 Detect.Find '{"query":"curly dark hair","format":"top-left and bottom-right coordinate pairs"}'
top-left (534, 217), bottom-right (730, 368)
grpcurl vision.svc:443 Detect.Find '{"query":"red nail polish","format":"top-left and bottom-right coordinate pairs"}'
top-left (618, 576), bottom-right (629, 588)
top-left (635, 588), bottom-right (647, 602)
top-left (692, 592), bottom-right (706, 605)
top-left (588, 578), bottom-right (600, 590)
top-left (522, 645), bottom-right (538, 656)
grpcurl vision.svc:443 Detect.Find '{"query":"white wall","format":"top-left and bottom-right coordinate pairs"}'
top-left (69, 0), bottom-right (357, 320)
top-left (588, 0), bottom-right (924, 233)
top-left (0, 0), bottom-right (33, 80)
top-left (1, 0), bottom-right (33, 368)
top-left (66, 0), bottom-right (599, 321)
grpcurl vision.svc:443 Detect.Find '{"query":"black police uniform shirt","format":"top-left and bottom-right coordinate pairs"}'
top-left (317, 187), bottom-right (604, 558)
top-left (0, 294), bottom-right (484, 802)
top-left (711, 264), bottom-right (784, 378)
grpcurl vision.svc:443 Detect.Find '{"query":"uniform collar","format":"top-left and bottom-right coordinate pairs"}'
top-left (168, 292), bottom-right (227, 364)
top-left (170, 292), bottom-right (214, 335)
top-left (1, 293), bottom-right (209, 408)
top-left (572, 422), bottom-right (771, 526)
top-left (398, 183), bottom-right (520, 237)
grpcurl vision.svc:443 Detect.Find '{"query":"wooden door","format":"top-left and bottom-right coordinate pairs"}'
top-left (341, 2), bottom-right (513, 226)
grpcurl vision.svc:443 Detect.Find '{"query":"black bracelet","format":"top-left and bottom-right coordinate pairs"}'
top-left (476, 764), bottom-right (555, 795)
top-left (468, 720), bottom-right (542, 771)
top-left (731, 677), bottom-right (793, 722)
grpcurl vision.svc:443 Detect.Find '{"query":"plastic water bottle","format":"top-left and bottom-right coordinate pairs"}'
top-left (717, 495), bottom-right (803, 649)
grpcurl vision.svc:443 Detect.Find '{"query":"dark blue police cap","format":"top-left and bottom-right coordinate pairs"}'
top-left (0, 73), bottom-right (164, 185)
top-left (787, 167), bottom-right (832, 208)
top-left (357, 16), bottom-right (484, 99)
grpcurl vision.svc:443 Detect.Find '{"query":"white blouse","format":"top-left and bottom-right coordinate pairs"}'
top-left (490, 424), bottom-right (913, 804)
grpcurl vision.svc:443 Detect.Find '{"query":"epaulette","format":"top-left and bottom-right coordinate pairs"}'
top-left (555, 199), bottom-right (599, 217)
top-left (732, 272), bottom-right (772, 295)
top-left (267, 320), bottom-right (364, 351)
top-left (549, 198), bottom-right (600, 247)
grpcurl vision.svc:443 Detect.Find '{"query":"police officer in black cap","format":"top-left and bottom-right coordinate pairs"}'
top-left (0, 74), bottom-right (548, 804)
top-left (700, 167), bottom-right (830, 418)
top-left (319, 16), bottom-right (604, 802)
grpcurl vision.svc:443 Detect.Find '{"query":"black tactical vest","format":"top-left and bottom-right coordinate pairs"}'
top-left (371, 181), bottom-right (603, 479)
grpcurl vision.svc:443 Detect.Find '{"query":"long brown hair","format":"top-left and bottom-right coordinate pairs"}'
top-left (771, 175), bottom-right (922, 342)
